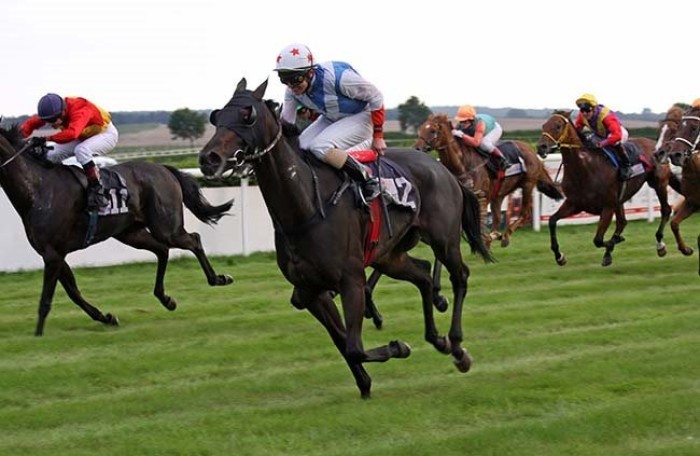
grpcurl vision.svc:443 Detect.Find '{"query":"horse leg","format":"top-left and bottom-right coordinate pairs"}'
top-left (594, 208), bottom-right (616, 267)
top-left (291, 287), bottom-right (374, 398)
top-left (178, 232), bottom-right (233, 286)
top-left (610, 205), bottom-right (628, 245)
top-left (503, 182), bottom-right (534, 248)
top-left (490, 197), bottom-right (504, 244)
top-left (549, 200), bottom-right (578, 266)
top-left (378, 253), bottom-right (450, 355)
top-left (651, 178), bottom-right (672, 257)
top-left (430, 259), bottom-right (448, 312)
top-left (35, 253), bottom-right (63, 336)
top-left (363, 269), bottom-right (384, 329)
top-left (670, 201), bottom-right (695, 256)
top-left (58, 261), bottom-right (119, 327)
top-left (115, 228), bottom-right (177, 310)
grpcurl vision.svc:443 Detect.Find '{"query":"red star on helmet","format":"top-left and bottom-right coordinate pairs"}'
top-left (290, 48), bottom-right (300, 56)
top-left (307, 53), bottom-right (313, 63)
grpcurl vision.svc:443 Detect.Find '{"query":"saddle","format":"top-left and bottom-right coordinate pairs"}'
top-left (600, 143), bottom-right (652, 178)
top-left (66, 165), bottom-right (130, 216)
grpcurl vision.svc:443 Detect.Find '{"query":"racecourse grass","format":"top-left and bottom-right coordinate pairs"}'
top-left (0, 219), bottom-right (698, 455)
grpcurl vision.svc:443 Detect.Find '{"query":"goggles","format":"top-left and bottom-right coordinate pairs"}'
top-left (577, 103), bottom-right (593, 113)
top-left (279, 72), bottom-right (306, 87)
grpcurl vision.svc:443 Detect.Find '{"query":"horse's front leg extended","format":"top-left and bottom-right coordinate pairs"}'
top-left (670, 201), bottom-right (696, 256)
top-left (339, 272), bottom-right (368, 364)
top-left (36, 253), bottom-right (63, 336)
top-left (58, 261), bottom-right (119, 327)
top-left (595, 207), bottom-right (616, 267)
top-left (549, 200), bottom-right (577, 266)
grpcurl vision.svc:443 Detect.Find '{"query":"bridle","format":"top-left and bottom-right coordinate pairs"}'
top-left (0, 141), bottom-right (33, 169)
top-left (670, 115), bottom-right (700, 158)
top-left (539, 113), bottom-right (581, 152)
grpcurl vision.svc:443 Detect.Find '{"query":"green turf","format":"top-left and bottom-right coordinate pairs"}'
top-left (0, 218), bottom-right (698, 455)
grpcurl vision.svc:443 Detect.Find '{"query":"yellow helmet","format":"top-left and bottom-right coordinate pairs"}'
top-left (454, 105), bottom-right (476, 122)
top-left (692, 98), bottom-right (700, 108)
top-left (576, 93), bottom-right (598, 107)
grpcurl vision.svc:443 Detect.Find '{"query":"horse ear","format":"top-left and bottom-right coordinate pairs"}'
top-left (209, 109), bottom-right (220, 126)
top-left (235, 78), bottom-right (247, 95)
top-left (252, 79), bottom-right (269, 100)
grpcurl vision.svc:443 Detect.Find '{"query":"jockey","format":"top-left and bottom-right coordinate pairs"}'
top-left (274, 43), bottom-right (385, 201)
top-left (451, 105), bottom-right (510, 196)
top-left (21, 93), bottom-right (117, 211)
top-left (574, 93), bottom-right (632, 179)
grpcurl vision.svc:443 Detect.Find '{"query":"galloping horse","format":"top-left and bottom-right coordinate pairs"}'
top-left (199, 78), bottom-right (493, 398)
top-left (0, 124), bottom-right (234, 336)
top-left (655, 105), bottom-right (700, 273)
top-left (415, 113), bottom-right (563, 247)
top-left (536, 110), bottom-right (676, 266)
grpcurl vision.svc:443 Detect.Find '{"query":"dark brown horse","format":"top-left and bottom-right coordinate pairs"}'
top-left (415, 113), bottom-right (563, 248)
top-left (655, 105), bottom-right (700, 273)
top-left (536, 110), bottom-right (677, 266)
top-left (199, 78), bottom-right (492, 398)
top-left (0, 124), bottom-right (234, 336)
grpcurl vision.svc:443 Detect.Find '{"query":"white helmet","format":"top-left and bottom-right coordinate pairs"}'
top-left (275, 43), bottom-right (314, 72)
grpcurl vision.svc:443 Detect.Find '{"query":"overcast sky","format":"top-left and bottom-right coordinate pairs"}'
top-left (2, 0), bottom-right (697, 117)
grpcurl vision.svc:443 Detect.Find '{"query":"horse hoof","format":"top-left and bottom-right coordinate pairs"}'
top-left (106, 313), bottom-right (120, 327)
top-left (452, 349), bottom-right (473, 373)
top-left (681, 247), bottom-right (694, 257)
top-left (220, 274), bottom-right (234, 286)
top-left (602, 256), bottom-right (612, 267)
top-left (501, 237), bottom-right (510, 248)
top-left (556, 254), bottom-right (567, 266)
top-left (435, 336), bottom-right (451, 354)
top-left (389, 340), bottom-right (412, 359)
top-left (433, 296), bottom-right (449, 313)
top-left (372, 316), bottom-right (383, 330)
top-left (161, 296), bottom-right (177, 311)
top-left (657, 246), bottom-right (667, 257)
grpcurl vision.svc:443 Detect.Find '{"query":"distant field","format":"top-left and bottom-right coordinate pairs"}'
top-left (117, 118), bottom-right (659, 149)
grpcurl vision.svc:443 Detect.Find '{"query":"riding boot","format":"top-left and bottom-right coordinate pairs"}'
top-left (615, 145), bottom-right (633, 180)
top-left (342, 155), bottom-right (380, 201)
top-left (490, 146), bottom-right (510, 170)
top-left (84, 162), bottom-right (109, 212)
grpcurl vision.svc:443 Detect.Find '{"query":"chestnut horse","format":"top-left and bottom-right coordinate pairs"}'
top-left (655, 105), bottom-right (700, 273)
top-left (415, 113), bottom-right (563, 248)
top-left (536, 110), bottom-right (676, 266)
top-left (199, 79), bottom-right (492, 398)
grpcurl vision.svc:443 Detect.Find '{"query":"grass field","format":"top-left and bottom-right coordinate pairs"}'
top-left (0, 219), bottom-right (698, 455)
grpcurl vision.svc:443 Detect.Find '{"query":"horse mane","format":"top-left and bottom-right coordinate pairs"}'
top-left (0, 123), bottom-right (25, 150)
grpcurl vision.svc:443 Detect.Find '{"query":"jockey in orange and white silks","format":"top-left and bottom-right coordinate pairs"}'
top-left (275, 43), bottom-right (384, 201)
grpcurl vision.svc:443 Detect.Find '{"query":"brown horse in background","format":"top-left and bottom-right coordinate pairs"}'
top-left (655, 105), bottom-right (700, 273)
top-left (416, 113), bottom-right (563, 248)
top-left (536, 110), bottom-right (676, 266)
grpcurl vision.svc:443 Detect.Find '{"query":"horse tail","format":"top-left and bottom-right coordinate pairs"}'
top-left (163, 165), bottom-right (234, 225)
top-left (460, 184), bottom-right (495, 263)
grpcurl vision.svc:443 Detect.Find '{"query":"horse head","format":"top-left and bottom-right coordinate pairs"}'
top-left (199, 78), bottom-right (280, 178)
top-left (653, 106), bottom-right (684, 164)
top-left (536, 110), bottom-right (581, 158)
top-left (665, 106), bottom-right (700, 167)
top-left (414, 113), bottom-right (470, 171)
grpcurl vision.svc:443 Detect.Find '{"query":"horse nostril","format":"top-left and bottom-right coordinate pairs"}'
top-left (204, 151), bottom-right (221, 166)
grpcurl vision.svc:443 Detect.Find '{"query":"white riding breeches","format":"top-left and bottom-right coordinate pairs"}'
top-left (480, 123), bottom-right (503, 153)
top-left (46, 122), bottom-right (119, 166)
top-left (299, 111), bottom-right (373, 162)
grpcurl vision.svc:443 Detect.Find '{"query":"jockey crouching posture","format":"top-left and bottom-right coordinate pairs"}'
top-left (451, 105), bottom-right (511, 197)
top-left (274, 43), bottom-right (386, 201)
top-left (574, 93), bottom-right (632, 180)
top-left (21, 93), bottom-right (117, 212)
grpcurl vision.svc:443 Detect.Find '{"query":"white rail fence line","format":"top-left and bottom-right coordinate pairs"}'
top-left (0, 157), bottom-right (682, 272)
